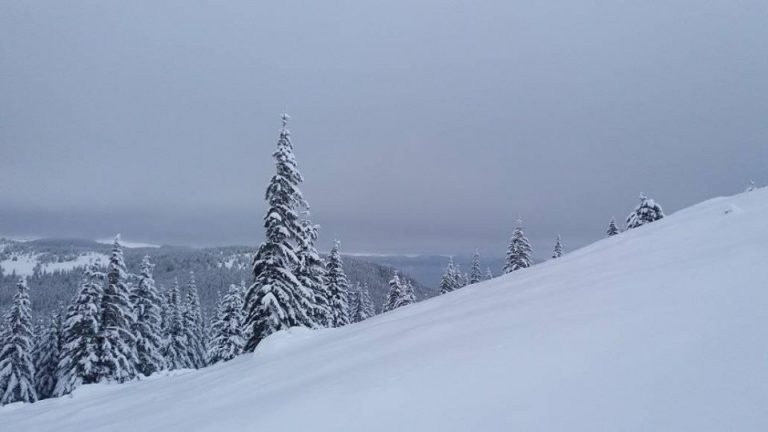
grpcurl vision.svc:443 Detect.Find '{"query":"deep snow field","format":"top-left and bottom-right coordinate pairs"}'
top-left (2, 189), bottom-right (767, 431)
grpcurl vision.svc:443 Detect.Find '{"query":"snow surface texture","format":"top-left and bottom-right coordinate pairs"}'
top-left (0, 252), bottom-right (109, 277)
top-left (3, 190), bottom-right (768, 431)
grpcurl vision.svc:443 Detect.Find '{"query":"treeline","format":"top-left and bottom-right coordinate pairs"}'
top-left (0, 235), bottom-right (379, 405)
top-left (437, 193), bottom-right (667, 294)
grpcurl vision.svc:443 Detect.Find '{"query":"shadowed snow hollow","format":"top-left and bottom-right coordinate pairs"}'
top-left (2, 190), bottom-right (768, 431)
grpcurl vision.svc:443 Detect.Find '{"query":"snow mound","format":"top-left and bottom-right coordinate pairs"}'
top-left (252, 326), bottom-right (325, 359)
top-left (3, 190), bottom-right (768, 431)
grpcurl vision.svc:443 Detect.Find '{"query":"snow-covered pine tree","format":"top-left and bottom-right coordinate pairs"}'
top-left (347, 283), bottom-right (361, 322)
top-left (161, 279), bottom-right (188, 370)
top-left (396, 277), bottom-right (416, 309)
top-left (470, 250), bottom-right (483, 284)
top-left (157, 284), bottom-right (169, 348)
top-left (207, 284), bottom-right (245, 365)
top-left (440, 258), bottom-right (458, 294)
top-left (746, 180), bottom-right (756, 192)
top-left (348, 283), bottom-right (362, 323)
top-left (55, 264), bottom-right (103, 396)
top-left (206, 292), bottom-right (224, 365)
top-left (607, 218), bottom-right (620, 236)
top-left (485, 267), bottom-right (493, 280)
top-left (552, 235), bottom-right (564, 259)
top-left (296, 220), bottom-right (331, 328)
top-left (383, 272), bottom-right (404, 312)
top-left (349, 282), bottom-right (376, 322)
top-left (96, 235), bottom-right (138, 383)
top-left (452, 264), bottom-right (467, 289)
top-left (182, 272), bottom-right (205, 369)
top-left (33, 307), bottom-right (63, 400)
top-left (361, 283), bottom-right (376, 318)
top-left (130, 256), bottom-right (165, 376)
top-left (626, 193), bottom-right (664, 229)
top-left (503, 219), bottom-right (533, 273)
top-left (325, 241), bottom-right (350, 327)
top-left (0, 278), bottom-right (37, 405)
top-left (243, 114), bottom-right (316, 352)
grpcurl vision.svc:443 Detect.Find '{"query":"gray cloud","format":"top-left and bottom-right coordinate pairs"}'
top-left (2, 1), bottom-right (767, 254)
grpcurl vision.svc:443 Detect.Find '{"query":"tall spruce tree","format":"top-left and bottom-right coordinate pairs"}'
top-left (207, 284), bottom-right (245, 364)
top-left (348, 283), bottom-right (361, 322)
top-left (243, 114), bottom-right (315, 351)
top-left (470, 250), bottom-right (483, 284)
top-left (349, 282), bottom-right (376, 323)
top-left (607, 218), bottom-right (620, 236)
top-left (348, 283), bottom-right (363, 323)
top-left (440, 258), bottom-right (459, 294)
top-left (552, 235), bottom-right (564, 259)
top-left (361, 283), bottom-right (376, 318)
top-left (157, 285), bottom-right (170, 351)
top-left (626, 193), bottom-right (664, 229)
top-left (130, 256), bottom-right (165, 376)
top-left (503, 219), bottom-right (533, 273)
top-left (0, 278), bottom-right (37, 405)
top-left (297, 220), bottom-right (331, 327)
top-left (33, 307), bottom-right (64, 400)
top-left (182, 272), bottom-right (205, 369)
top-left (96, 235), bottom-right (137, 383)
top-left (452, 264), bottom-right (467, 289)
top-left (397, 277), bottom-right (416, 309)
top-left (161, 279), bottom-right (188, 370)
top-left (326, 241), bottom-right (350, 327)
top-left (55, 264), bottom-right (103, 396)
top-left (383, 272), bottom-right (404, 313)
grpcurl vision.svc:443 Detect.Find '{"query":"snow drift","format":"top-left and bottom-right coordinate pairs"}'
top-left (3, 190), bottom-right (768, 431)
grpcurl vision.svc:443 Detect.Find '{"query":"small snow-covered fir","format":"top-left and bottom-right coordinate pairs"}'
top-left (626, 193), bottom-right (664, 229)
top-left (130, 256), bottom-right (165, 376)
top-left (326, 241), bottom-right (351, 327)
top-left (55, 263), bottom-right (103, 396)
top-left (95, 236), bottom-right (138, 383)
top-left (207, 284), bottom-right (245, 364)
top-left (33, 307), bottom-right (63, 400)
top-left (469, 250), bottom-right (483, 284)
top-left (0, 278), bottom-right (38, 405)
top-left (504, 220), bottom-right (533, 273)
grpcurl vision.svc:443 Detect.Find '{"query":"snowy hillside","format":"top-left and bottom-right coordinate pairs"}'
top-left (0, 251), bottom-right (109, 277)
top-left (3, 190), bottom-right (768, 431)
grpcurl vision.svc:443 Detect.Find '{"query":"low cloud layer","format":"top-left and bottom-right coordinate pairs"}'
top-left (2, 1), bottom-right (766, 254)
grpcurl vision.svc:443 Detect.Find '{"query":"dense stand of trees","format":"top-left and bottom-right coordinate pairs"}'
top-left (0, 116), bottom-right (379, 405)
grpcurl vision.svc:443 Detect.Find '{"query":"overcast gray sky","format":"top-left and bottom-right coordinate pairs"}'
top-left (1, 1), bottom-right (767, 254)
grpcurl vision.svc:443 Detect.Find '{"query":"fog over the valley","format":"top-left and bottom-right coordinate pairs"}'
top-left (1, 1), bottom-right (766, 254)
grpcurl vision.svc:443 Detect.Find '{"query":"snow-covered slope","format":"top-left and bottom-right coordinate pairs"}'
top-left (0, 251), bottom-right (109, 277)
top-left (3, 190), bottom-right (768, 431)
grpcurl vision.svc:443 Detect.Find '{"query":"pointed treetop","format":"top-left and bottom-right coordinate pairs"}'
top-left (281, 112), bottom-right (291, 130)
top-left (114, 233), bottom-right (121, 245)
top-left (141, 255), bottom-right (153, 270)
